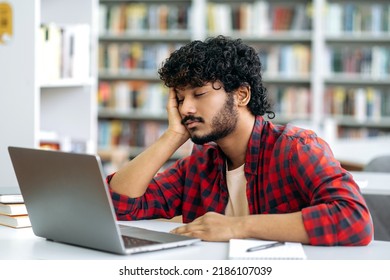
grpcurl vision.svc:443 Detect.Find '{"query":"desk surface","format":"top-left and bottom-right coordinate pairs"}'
top-left (1, 220), bottom-right (390, 260)
top-left (331, 136), bottom-right (390, 169)
top-left (351, 171), bottom-right (390, 195)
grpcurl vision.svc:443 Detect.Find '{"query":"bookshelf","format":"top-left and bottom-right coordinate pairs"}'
top-left (322, 0), bottom-right (390, 139)
top-left (207, 0), bottom-right (313, 125)
top-left (0, 0), bottom-right (98, 194)
top-left (97, 0), bottom-right (195, 172)
top-left (97, 0), bottom-right (390, 170)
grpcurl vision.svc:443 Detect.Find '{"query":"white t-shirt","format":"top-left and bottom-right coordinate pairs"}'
top-left (225, 163), bottom-right (249, 216)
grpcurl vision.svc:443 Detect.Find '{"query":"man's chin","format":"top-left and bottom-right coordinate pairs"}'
top-left (190, 134), bottom-right (215, 145)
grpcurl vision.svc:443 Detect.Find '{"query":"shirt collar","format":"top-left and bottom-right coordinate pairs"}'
top-left (211, 115), bottom-right (265, 176)
top-left (244, 115), bottom-right (265, 175)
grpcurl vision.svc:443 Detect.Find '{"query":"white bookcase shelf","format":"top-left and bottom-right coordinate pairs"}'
top-left (0, 0), bottom-right (98, 193)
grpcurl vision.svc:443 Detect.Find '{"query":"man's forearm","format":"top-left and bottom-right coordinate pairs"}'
top-left (240, 212), bottom-right (310, 244)
top-left (109, 130), bottom-right (188, 198)
top-left (171, 211), bottom-right (310, 244)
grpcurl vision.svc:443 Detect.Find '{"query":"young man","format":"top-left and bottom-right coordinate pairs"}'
top-left (108, 35), bottom-right (373, 246)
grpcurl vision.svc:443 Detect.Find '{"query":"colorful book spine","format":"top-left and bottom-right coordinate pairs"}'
top-left (98, 81), bottom-right (168, 113)
top-left (99, 3), bottom-right (191, 34)
top-left (327, 46), bottom-right (390, 78)
top-left (259, 44), bottom-right (311, 76)
top-left (267, 86), bottom-right (311, 119)
top-left (326, 2), bottom-right (390, 34)
top-left (99, 42), bottom-right (182, 73)
top-left (206, 1), bottom-right (312, 34)
top-left (324, 87), bottom-right (389, 120)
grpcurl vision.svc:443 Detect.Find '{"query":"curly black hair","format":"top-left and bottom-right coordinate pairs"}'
top-left (158, 35), bottom-right (274, 117)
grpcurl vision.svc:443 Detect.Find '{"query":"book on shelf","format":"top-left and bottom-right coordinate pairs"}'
top-left (40, 23), bottom-right (62, 81)
top-left (0, 203), bottom-right (28, 216)
top-left (0, 214), bottom-right (31, 228)
top-left (267, 85), bottom-right (311, 119)
top-left (99, 42), bottom-right (181, 73)
top-left (324, 87), bottom-right (389, 121)
top-left (325, 2), bottom-right (390, 34)
top-left (207, 3), bottom-right (233, 35)
top-left (39, 23), bottom-right (91, 82)
top-left (98, 81), bottom-right (168, 113)
top-left (206, 1), bottom-right (311, 35)
top-left (99, 2), bottom-right (191, 35)
top-left (337, 127), bottom-right (389, 139)
top-left (63, 24), bottom-right (90, 80)
top-left (272, 5), bottom-right (294, 31)
top-left (0, 194), bottom-right (23, 204)
top-left (98, 120), bottom-right (168, 150)
top-left (260, 44), bottom-right (311, 77)
top-left (326, 46), bottom-right (390, 78)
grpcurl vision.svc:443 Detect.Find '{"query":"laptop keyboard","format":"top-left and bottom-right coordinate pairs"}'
top-left (121, 235), bottom-right (159, 248)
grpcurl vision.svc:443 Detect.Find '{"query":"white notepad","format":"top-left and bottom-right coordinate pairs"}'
top-left (229, 239), bottom-right (307, 260)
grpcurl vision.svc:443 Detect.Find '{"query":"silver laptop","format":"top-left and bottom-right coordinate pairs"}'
top-left (8, 146), bottom-right (199, 255)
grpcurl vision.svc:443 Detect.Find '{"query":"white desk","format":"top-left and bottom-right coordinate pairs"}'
top-left (331, 136), bottom-right (390, 169)
top-left (1, 220), bottom-right (390, 260)
top-left (351, 171), bottom-right (390, 195)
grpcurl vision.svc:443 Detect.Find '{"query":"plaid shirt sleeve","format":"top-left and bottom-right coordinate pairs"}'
top-left (287, 135), bottom-right (373, 246)
top-left (107, 143), bottom-right (228, 223)
top-left (107, 159), bottom-right (187, 221)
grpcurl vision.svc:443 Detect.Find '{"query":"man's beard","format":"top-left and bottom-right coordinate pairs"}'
top-left (185, 94), bottom-right (238, 145)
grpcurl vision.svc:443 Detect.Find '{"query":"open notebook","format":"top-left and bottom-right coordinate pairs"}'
top-left (229, 239), bottom-right (307, 260)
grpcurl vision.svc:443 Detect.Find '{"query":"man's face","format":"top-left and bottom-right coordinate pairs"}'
top-left (176, 82), bottom-right (238, 145)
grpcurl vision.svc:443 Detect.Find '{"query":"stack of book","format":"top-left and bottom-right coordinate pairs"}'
top-left (0, 194), bottom-right (31, 228)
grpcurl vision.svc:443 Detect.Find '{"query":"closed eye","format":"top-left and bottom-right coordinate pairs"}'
top-left (194, 92), bottom-right (206, 97)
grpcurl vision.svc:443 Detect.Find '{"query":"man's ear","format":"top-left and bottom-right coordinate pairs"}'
top-left (236, 84), bottom-right (251, 106)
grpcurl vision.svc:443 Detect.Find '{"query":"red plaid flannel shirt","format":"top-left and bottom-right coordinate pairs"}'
top-left (108, 116), bottom-right (373, 245)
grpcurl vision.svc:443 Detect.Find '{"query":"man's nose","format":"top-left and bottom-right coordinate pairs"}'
top-left (180, 98), bottom-right (197, 115)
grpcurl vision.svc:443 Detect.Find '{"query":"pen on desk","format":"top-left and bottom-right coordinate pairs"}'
top-left (246, 241), bottom-right (285, 252)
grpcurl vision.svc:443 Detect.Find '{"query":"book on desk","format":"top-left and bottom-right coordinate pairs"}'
top-left (0, 202), bottom-right (27, 215)
top-left (0, 195), bottom-right (31, 228)
top-left (229, 239), bottom-right (307, 260)
top-left (0, 214), bottom-right (31, 228)
top-left (0, 194), bottom-right (24, 204)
